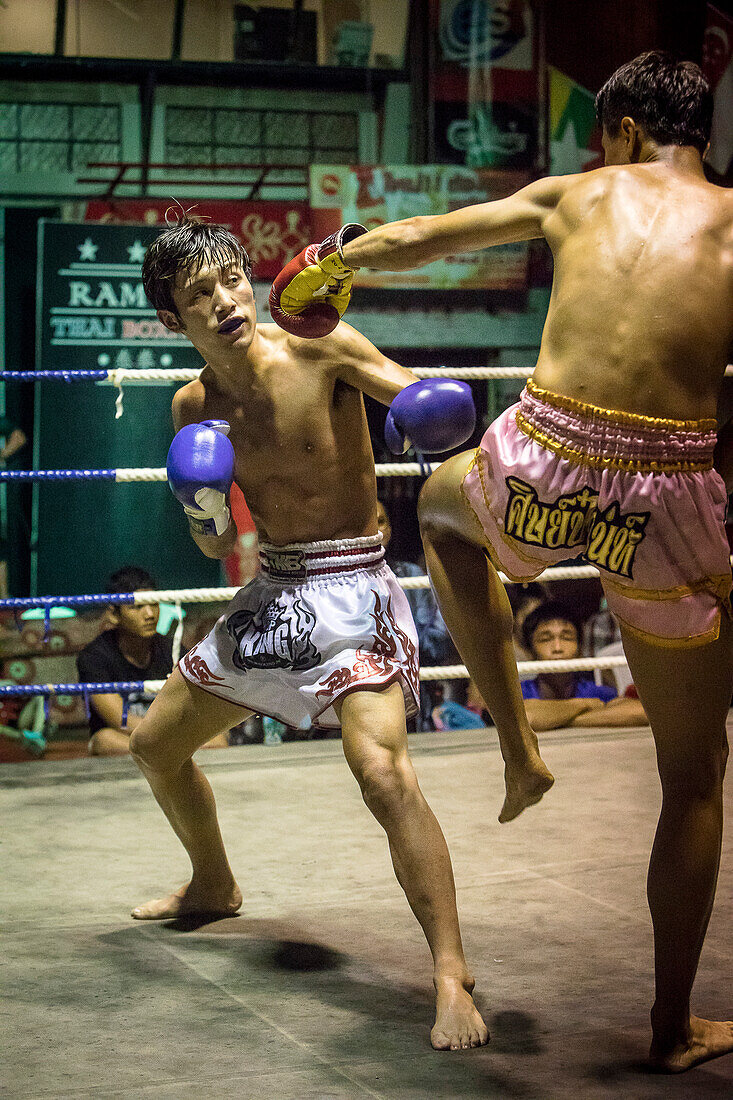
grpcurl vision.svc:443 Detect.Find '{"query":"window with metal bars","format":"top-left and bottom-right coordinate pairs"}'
top-left (0, 102), bottom-right (122, 175)
top-left (164, 104), bottom-right (360, 168)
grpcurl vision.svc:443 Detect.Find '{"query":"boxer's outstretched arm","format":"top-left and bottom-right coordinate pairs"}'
top-left (310, 321), bottom-right (417, 406)
top-left (341, 174), bottom-right (576, 271)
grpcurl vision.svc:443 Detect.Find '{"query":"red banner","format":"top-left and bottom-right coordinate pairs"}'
top-left (83, 200), bottom-right (311, 279)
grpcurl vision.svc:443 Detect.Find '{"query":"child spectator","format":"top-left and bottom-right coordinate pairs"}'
top-left (520, 600), bottom-right (648, 731)
top-left (76, 567), bottom-right (176, 756)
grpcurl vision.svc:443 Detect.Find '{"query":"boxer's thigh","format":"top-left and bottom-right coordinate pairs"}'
top-left (619, 613), bottom-right (732, 785)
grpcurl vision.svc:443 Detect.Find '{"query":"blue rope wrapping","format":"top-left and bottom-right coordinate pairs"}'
top-left (416, 450), bottom-right (431, 478)
top-left (0, 370), bottom-right (110, 382)
top-left (0, 593), bottom-right (136, 611)
top-left (0, 469), bottom-right (117, 482)
top-left (120, 693), bottom-right (130, 729)
top-left (0, 681), bottom-right (151, 697)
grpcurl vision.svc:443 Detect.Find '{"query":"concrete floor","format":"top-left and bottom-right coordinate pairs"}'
top-left (3, 723), bottom-right (733, 1099)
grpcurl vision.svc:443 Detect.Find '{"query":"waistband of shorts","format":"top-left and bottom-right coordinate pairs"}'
top-left (258, 534), bottom-right (385, 582)
top-left (516, 378), bottom-right (717, 473)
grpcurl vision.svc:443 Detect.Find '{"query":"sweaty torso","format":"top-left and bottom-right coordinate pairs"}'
top-left (533, 164), bottom-right (733, 420)
top-left (182, 326), bottom-right (378, 545)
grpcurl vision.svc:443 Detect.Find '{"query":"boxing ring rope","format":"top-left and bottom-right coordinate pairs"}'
top-left (0, 650), bottom-right (633, 740)
top-left (0, 563), bottom-right (628, 707)
top-left (0, 367), bottom-right (540, 383)
top-left (0, 463), bottom-right (442, 483)
top-left (0, 563), bottom-right (604, 614)
top-left (4, 364), bottom-right (732, 420)
top-left (3, 362), bottom-right (730, 711)
top-left (0, 655), bottom-right (631, 700)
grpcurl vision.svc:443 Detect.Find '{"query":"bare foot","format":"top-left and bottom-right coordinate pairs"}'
top-left (131, 879), bottom-right (243, 920)
top-left (649, 1015), bottom-right (733, 1073)
top-left (431, 975), bottom-right (490, 1051)
top-left (499, 759), bottom-right (555, 824)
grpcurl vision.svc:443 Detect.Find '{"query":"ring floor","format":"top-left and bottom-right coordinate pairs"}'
top-left (4, 723), bottom-right (733, 1099)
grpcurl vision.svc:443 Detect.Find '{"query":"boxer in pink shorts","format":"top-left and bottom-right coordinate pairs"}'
top-left (283, 50), bottom-right (733, 1074)
top-left (462, 379), bottom-right (731, 648)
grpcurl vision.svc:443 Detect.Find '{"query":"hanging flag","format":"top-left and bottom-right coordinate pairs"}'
top-left (703, 5), bottom-right (733, 176)
top-left (548, 67), bottom-right (603, 175)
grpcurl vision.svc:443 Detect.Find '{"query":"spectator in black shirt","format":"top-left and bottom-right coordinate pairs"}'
top-left (77, 567), bottom-right (174, 756)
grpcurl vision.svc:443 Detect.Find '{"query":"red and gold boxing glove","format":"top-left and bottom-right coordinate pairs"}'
top-left (269, 224), bottom-right (367, 338)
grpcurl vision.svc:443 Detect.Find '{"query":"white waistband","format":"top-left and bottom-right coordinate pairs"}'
top-left (259, 534), bottom-right (385, 580)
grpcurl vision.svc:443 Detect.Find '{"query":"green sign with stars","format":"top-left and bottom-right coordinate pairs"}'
top-left (33, 220), bottom-right (219, 596)
top-left (37, 221), bottom-right (201, 374)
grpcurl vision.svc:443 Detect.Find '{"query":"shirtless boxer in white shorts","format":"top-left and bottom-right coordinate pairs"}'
top-left (130, 215), bottom-right (487, 1051)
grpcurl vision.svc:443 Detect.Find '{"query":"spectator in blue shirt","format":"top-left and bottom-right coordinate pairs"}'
top-left (520, 600), bottom-right (648, 731)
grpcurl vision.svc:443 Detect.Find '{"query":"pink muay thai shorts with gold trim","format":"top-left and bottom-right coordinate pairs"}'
top-left (461, 378), bottom-right (732, 647)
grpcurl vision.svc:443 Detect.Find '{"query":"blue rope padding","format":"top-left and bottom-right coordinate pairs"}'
top-left (0, 593), bottom-right (136, 611)
top-left (0, 681), bottom-right (148, 697)
top-left (0, 469), bottom-right (116, 482)
top-left (0, 370), bottom-right (110, 382)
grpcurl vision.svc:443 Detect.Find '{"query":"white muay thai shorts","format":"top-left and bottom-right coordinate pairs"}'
top-left (178, 534), bottom-right (420, 729)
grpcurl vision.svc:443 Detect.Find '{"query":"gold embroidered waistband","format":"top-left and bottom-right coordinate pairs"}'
top-left (515, 411), bottom-right (714, 473)
top-left (526, 378), bottom-right (717, 434)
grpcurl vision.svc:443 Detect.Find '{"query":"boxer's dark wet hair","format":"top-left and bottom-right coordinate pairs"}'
top-left (521, 599), bottom-right (584, 655)
top-left (595, 51), bottom-right (713, 154)
top-left (142, 209), bottom-right (252, 316)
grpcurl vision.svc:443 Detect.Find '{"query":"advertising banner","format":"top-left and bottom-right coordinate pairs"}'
top-left (310, 164), bottom-right (529, 289)
top-left (430, 0), bottom-right (537, 169)
top-left (82, 200), bottom-right (311, 279)
top-left (38, 221), bottom-right (200, 375)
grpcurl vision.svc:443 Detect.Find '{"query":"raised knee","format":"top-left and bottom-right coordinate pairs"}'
top-left (128, 727), bottom-right (148, 765)
top-left (418, 472), bottom-right (453, 542)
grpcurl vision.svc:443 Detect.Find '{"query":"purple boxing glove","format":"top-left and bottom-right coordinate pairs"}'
top-left (167, 419), bottom-right (235, 537)
top-left (385, 379), bottom-right (476, 455)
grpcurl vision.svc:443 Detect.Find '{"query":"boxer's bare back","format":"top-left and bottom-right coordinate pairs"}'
top-left (343, 148), bottom-right (733, 424)
top-left (532, 152), bottom-right (733, 421)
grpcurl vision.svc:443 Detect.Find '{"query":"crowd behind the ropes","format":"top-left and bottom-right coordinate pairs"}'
top-left (0, 491), bottom-right (652, 759)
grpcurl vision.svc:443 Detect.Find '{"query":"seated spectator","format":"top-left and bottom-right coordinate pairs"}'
top-left (432, 679), bottom-right (487, 730)
top-left (0, 688), bottom-right (49, 758)
top-left (377, 499), bottom-right (456, 729)
top-left (520, 600), bottom-right (648, 731)
top-left (507, 581), bottom-right (551, 661)
top-left (77, 566), bottom-right (227, 756)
